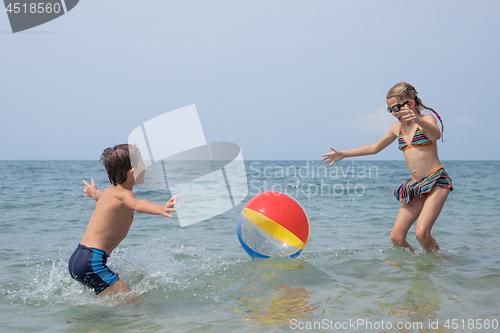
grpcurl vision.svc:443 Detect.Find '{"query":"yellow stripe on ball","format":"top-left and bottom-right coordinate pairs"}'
top-left (242, 208), bottom-right (305, 249)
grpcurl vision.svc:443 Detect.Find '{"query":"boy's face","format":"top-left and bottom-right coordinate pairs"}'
top-left (131, 152), bottom-right (146, 185)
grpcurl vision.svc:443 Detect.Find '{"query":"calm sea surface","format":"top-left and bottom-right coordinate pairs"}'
top-left (0, 160), bottom-right (499, 332)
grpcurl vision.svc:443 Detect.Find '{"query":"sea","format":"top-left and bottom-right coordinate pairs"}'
top-left (0, 160), bottom-right (499, 333)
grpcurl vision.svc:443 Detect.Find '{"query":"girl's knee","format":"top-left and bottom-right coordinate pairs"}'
top-left (390, 230), bottom-right (406, 246)
top-left (415, 229), bottom-right (439, 252)
top-left (415, 229), bottom-right (432, 243)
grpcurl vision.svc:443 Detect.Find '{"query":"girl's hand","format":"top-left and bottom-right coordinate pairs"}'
top-left (162, 195), bottom-right (178, 218)
top-left (399, 107), bottom-right (421, 125)
top-left (322, 147), bottom-right (344, 166)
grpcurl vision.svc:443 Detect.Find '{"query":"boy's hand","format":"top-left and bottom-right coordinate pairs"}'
top-left (83, 179), bottom-right (101, 201)
top-left (83, 179), bottom-right (97, 197)
top-left (162, 195), bottom-right (178, 218)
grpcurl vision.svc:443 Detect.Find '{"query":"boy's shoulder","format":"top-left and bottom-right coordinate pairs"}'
top-left (103, 185), bottom-right (135, 200)
top-left (97, 186), bottom-right (137, 211)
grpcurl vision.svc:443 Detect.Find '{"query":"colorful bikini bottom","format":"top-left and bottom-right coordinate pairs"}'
top-left (394, 165), bottom-right (453, 204)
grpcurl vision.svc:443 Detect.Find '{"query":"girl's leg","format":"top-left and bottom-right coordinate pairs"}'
top-left (391, 196), bottom-right (426, 252)
top-left (414, 186), bottom-right (450, 252)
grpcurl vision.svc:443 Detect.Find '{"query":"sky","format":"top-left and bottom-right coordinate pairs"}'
top-left (1, 0), bottom-right (498, 161)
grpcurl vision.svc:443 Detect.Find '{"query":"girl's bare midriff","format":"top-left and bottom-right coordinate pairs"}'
top-left (400, 126), bottom-right (442, 180)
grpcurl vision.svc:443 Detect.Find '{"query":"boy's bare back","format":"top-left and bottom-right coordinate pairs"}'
top-left (81, 179), bottom-right (178, 255)
top-left (81, 185), bottom-right (136, 255)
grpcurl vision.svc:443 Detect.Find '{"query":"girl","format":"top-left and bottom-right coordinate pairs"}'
top-left (322, 82), bottom-right (453, 252)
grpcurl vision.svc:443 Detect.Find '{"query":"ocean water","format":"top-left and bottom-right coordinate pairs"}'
top-left (0, 160), bottom-right (499, 332)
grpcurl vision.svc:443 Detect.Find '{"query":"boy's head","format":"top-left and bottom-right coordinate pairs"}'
top-left (100, 144), bottom-right (143, 185)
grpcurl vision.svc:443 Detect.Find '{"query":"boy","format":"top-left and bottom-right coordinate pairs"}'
top-left (68, 144), bottom-right (178, 296)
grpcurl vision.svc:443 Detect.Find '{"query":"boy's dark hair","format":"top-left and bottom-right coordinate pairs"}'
top-left (100, 144), bottom-right (139, 185)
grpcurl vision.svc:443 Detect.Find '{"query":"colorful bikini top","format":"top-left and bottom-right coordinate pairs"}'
top-left (398, 125), bottom-right (436, 152)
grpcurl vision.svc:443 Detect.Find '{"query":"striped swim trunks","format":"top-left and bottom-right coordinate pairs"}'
top-left (394, 165), bottom-right (453, 204)
top-left (68, 244), bottom-right (119, 295)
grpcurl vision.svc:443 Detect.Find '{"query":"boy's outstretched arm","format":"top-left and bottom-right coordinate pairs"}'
top-left (159, 195), bottom-right (178, 218)
top-left (83, 179), bottom-right (102, 201)
top-left (123, 193), bottom-right (178, 218)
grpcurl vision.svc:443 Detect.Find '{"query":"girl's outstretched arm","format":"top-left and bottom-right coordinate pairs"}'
top-left (322, 123), bottom-right (399, 166)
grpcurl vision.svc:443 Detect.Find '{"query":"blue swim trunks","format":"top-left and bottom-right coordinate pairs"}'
top-left (68, 244), bottom-right (119, 295)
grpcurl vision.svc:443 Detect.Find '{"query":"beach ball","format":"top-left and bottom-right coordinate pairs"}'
top-left (237, 192), bottom-right (310, 259)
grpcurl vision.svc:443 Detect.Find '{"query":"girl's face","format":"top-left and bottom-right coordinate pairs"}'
top-left (387, 97), bottom-right (413, 122)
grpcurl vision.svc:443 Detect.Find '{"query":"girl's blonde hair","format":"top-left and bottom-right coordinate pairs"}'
top-left (387, 82), bottom-right (444, 141)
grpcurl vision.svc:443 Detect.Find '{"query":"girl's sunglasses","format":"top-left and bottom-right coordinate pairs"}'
top-left (387, 101), bottom-right (408, 113)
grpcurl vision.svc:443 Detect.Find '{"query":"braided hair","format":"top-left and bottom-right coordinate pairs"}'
top-left (386, 82), bottom-right (444, 141)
